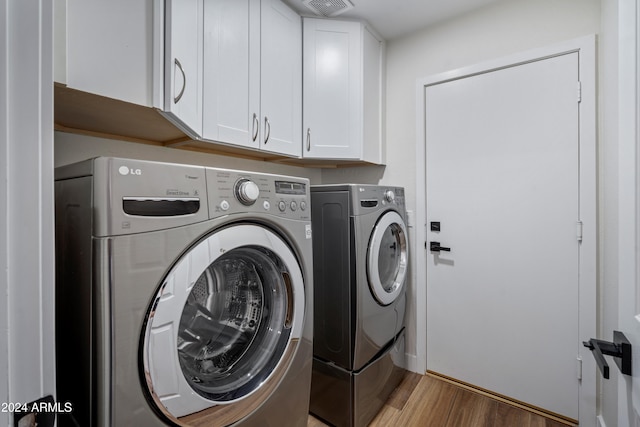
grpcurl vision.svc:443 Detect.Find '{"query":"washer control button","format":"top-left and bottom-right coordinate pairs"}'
top-left (235, 179), bottom-right (260, 205)
top-left (278, 201), bottom-right (287, 212)
top-left (300, 201), bottom-right (307, 211)
top-left (220, 200), bottom-right (230, 211)
top-left (384, 190), bottom-right (395, 203)
top-left (290, 201), bottom-right (298, 211)
top-left (263, 201), bottom-right (271, 210)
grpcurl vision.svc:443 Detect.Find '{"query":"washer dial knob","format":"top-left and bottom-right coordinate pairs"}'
top-left (235, 179), bottom-right (260, 205)
top-left (384, 190), bottom-right (395, 203)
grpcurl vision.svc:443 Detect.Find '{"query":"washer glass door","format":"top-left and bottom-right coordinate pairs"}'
top-left (367, 211), bottom-right (408, 306)
top-left (142, 224), bottom-right (305, 426)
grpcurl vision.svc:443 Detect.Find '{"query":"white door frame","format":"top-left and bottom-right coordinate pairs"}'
top-left (617, 0), bottom-right (640, 424)
top-left (1, 0), bottom-right (55, 423)
top-left (413, 35), bottom-right (597, 425)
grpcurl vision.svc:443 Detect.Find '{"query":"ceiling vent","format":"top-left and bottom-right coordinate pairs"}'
top-left (303, 0), bottom-right (355, 17)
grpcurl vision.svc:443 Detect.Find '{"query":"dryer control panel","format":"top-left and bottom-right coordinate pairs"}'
top-left (206, 169), bottom-right (310, 222)
top-left (353, 185), bottom-right (406, 216)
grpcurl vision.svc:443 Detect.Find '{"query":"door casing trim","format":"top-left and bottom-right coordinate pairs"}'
top-left (413, 34), bottom-right (597, 426)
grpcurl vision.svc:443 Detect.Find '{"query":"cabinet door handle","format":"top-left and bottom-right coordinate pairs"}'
top-left (252, 113), bottom-right (259, 141)
top-left (264, 116), bottom-right (271, 144)
top-left (306, 128), bottom-right (311, 151)
top-left (174, 58), bottom-right (186, 104)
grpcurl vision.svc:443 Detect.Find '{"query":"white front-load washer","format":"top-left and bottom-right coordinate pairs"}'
top-left (55, 157), bottom-right (313, 427)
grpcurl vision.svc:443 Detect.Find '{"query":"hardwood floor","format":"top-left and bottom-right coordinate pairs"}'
top-left (307, 373), bottom-right (576, 427)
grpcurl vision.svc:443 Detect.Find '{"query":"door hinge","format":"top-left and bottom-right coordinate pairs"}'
top-left (577, 356), bottom-right (583, 380)
top-left (577, 81), bottom-right (582, 103)
top-left (576, 221), bottom-right (583, 242)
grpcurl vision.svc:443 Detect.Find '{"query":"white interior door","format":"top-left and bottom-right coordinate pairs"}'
top-left (425, 52), bottom-right (584, 420)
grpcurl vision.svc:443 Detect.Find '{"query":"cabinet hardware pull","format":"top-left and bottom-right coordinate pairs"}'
top-left (264, 116), bottom-right (271, 144)
top-left (306, 128), bottom-right (311, 151)
top-left (174, 58), bottom-right (186, 104)
top-left (252, 113), bottom-right (259, 141)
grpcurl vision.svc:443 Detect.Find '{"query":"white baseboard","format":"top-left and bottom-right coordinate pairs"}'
top-left (405, 353), bottom-right (422, 374)
top-left (597, 414), bottom-right (606, 427)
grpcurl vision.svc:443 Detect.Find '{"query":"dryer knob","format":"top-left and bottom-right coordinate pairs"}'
top-left (235, 179), bottom-right (260, 205)
top-left (384, 190), bottom-right (395, 203)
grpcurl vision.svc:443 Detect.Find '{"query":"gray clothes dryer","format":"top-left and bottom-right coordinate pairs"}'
top-left (55, 157), bottom-right (313, 427)
top-left (309, 184), bottom-right (408, 427)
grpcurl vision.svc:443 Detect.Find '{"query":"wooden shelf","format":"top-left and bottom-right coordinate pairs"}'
top-left (55, 83), bottom-right (188, 145)
top-left (54, 83), bottom-right (380, 167)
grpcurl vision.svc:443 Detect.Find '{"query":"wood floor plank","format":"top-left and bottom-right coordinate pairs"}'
top-left (369, 404), bottom-right (401, 426)
top-left (384, 372), bottom-right (422, 411)
top-left (445, 388), bottom-right (497, 427)
top-left (495, 401), bottom-right (525, 426)
top-left (545, 418), bottom-right (574, 427)
top-left (527, 412), bottom-right (547, 427)
top-left (307, 373), bottom-right (575, 427)
top-left (393, 375), bottom-right (458, 427)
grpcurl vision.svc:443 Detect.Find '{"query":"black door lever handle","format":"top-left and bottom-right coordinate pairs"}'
top-left (583, 331), bottom-right (632, 379)
top-left (430, 241), bottom-right (451, 252)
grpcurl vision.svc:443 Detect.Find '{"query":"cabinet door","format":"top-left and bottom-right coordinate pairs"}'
top-left (260, 0), bottom-right (302, 157)
top-left (64, 0), bottom-right (153, 106)
top-left (361, 25), bottom-right (384, 164)
top-left (164, 0), bottom-right (202, 135)
top-left (202, 0), bottom-right (260, 149)
top-left (303, 19), bottom-right (362, 159)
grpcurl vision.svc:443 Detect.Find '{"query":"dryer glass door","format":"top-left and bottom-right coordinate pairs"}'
top-left (142, 224), bottom-right (305, 426)
top-left (367, 211), bottom-right (408, 305)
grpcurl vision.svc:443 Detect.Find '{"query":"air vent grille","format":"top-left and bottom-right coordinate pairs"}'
top-left (303, 0), bottom-right (354, 17)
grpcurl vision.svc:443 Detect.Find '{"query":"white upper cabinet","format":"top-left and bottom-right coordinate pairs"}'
top-left (56, 0), bottom-right (154, 107)
top-left (163, 0), bottom-right (203, 136)
top-left (302, 18), bottom-right (385, 164)
top-left (202, 0), bottom-right (260, 149)
top-left (201, 0), bottom-right (301, 157)
top-left (57, 0), bottom-right (387, 164)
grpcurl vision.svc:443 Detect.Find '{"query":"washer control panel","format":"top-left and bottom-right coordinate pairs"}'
top-left (207, 169), bottom-right (310, 221)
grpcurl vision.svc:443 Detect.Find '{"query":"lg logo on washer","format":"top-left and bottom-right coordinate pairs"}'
top-left (118, 165), bottom-right (142, 176)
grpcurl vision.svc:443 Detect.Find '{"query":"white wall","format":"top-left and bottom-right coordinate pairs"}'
top-left (323, 0), bottom-right (605, 416)
top-left (55, 132), bottom-right (323, 182)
